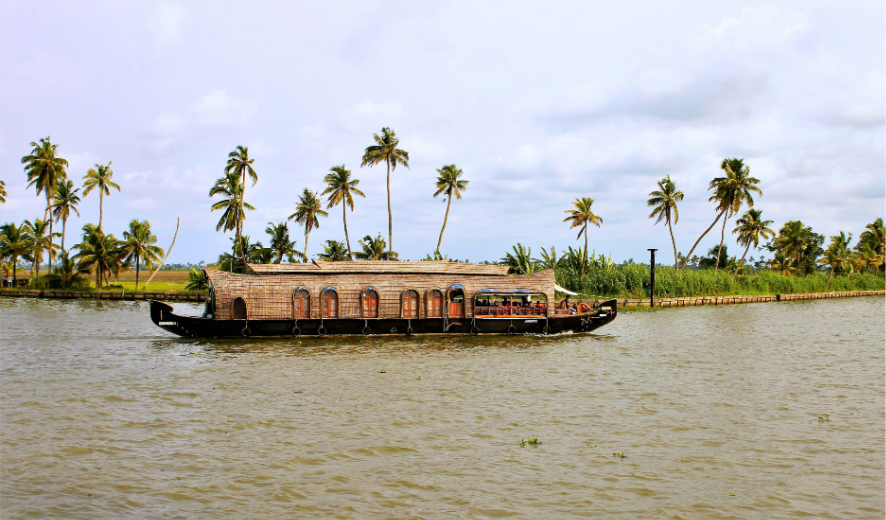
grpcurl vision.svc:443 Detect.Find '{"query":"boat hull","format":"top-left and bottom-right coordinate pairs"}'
top-left (149, 299), bottom-right (617, 338)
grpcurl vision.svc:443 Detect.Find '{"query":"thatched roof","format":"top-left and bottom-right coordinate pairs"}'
top-left (244, 260), bottom-right (510, 276)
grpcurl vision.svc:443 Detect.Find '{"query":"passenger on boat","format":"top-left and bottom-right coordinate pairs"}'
top-left (569, 303), bottom-right (578, 315)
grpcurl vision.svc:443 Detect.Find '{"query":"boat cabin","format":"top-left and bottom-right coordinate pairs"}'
top-left (204, 260), bottom-right (556, 321)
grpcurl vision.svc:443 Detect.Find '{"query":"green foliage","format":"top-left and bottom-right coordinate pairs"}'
top-left (185, 267), bottom-right (208, 290)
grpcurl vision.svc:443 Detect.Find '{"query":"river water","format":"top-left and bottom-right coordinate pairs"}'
top-left (1, 297), bottom-right (883, 519)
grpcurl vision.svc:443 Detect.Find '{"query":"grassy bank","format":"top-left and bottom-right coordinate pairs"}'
top-left (556, 265), bottom-right (886, 299)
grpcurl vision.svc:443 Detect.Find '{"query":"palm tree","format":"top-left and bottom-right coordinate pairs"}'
top-left (857, 218), bottom-right (885, 258)
top-left (361, 127), bottom-right (409, 254)
top-left (23, 219), bottom-right (59, 279)
top-left (0, 180), bottom-right (6, 203)
top-left (289, 189), bottom-right (327, 262)
top-left (22, 137), bottom-right (68, 272)
top-left (51, 180), bottom-right (81, 253)
top-left (321, 165), bottom-right (365, 259)
top-left (534, 246), bottom-right (560, 270)
top-left (433, 164), bottom-right (469, 253)
top-left (317, 240), bottom-right (349, 261)
top-left (769, 251), bottom-right (795, 276)
top-left (732, 209), bottom-right (774, 277)
top-left (210, 171), bottom-right (254, 263)
top-left (647, 176), bottom-right (684, 268)
top-left (563, 197), bottom-right (603, 275)
top-left (819, 232), bottom-right (853, 288)
top-left (265, 222), bottom-right (304, 263)
top-left (0, 222), bottom-right (32, 286)
top-left (775, 220), bottom-right (814, 269)
top-left (355, 233), bottom-right (398, 261)
top-left (225, 146), bottom-right (257, 265)
top-left (121, 219), bottom-right (165, 289)
top-left (50, 251), bottom-right (90, 288)
top-left (679, 159), bottom-right (762, 272)
top-left (82, 161), bottom-right (119, 233)
top-left (74, 224), bottom-right (121, 288)
top-left (501, 243), bottom-right (536, 275)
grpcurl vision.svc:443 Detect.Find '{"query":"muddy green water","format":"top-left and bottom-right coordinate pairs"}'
top-left (1, 297), bottom-right (884, 519)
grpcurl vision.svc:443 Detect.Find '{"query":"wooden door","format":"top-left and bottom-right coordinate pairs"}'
top-left (362, 293), bottom-right (378, 318)
top-left (449, 301), bottom-right (464, 318)
top-left (293, 291), bottom-right (309, 319)
top-left (321, 293), bottom-right (337, 318)
top-left (403, 292), bottom-right (418, 318)
top-left (427, 292), bottom-right (442, 318)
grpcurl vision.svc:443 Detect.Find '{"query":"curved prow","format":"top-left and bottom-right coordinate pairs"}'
top-left (596, 298), bottom-right (618, 320)
top-left (150, 300), bottom-right (175, 326)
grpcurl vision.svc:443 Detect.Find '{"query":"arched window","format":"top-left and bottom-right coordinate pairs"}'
top-left (361, 288), bottom-right (379, 318)
top-left (427, 290), bottom-right (443, 318)
top-left (448, 287), bottom-right (465, 318)
top-left (321, 289), bottom-right (338, 318)
top-left (292, 289), bottom-right (309, 319)
top-left (402, 290), bottom-right (419, 318)
top-left (232, 297), bottom-right (248, 320)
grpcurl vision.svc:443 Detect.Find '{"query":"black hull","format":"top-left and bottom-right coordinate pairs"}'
top-left (149, 299), bottom-right (617, 338)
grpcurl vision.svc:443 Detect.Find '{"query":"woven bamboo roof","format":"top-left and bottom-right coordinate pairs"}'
top-left (244, 260), bottom-right (511, 276)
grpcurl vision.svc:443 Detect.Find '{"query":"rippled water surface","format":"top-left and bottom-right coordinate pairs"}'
top-left (2, 297), bottom-right (884, 519)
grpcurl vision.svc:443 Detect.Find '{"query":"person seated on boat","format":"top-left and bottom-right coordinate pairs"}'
top-left (535, 300), bottom-right (544, 311)
top-left (560, 296), bottom-right (571, 309)
top-left (569, 303), bottom-right (578, 315)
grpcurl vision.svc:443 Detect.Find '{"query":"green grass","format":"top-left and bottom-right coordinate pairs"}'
top-left (556, 265), bottom-right (885, 299)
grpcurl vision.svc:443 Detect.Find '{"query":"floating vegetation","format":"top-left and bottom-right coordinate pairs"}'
top-left (819, 415), bottom-right (830, 423)
top-left (613, 452), bottom-right (626, 458)
top-left (520, 437), bottom-right (541, 447)
top-left (417, 374), bottom-right (423, 380)
top-left (378, 369), bottom-right (387, 373)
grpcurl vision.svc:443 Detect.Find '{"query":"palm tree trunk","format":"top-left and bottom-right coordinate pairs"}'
top-left (304, 228), bottom-right (310, 263)
top-left (238, 181), bottom-right (248, 268)
top-left (436, 192), bottom-right (453, 253)
top-left (734, 243), bottom-right (751, 278)
top-left (386, 158), bottom-right (393, 254)
top-left (343, 204), bottom-right (352, 260)
top-left (12, 260), bottom-right (16, 286)
top-left (667, 212), bottom-right (678, 268)
top-left (135, 252), bottom-right (140, 289)
top-left (826, 269), bottom-right (833, 289)
top-left (679, 209), bottom-right (725, 271)
top-left (715, 214), bottom-right (728, 273)
top-left (99, 191), bottom-right (104, 233)
top-left (582, 229), bottom-right (589, 276)
top-left (47, 194), bottom-right (54, 273)
top-left (61, 217), bottom-right (67, 254)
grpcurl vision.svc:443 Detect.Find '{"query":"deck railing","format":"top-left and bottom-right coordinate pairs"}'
top-left (474, 305), bottom-right (548, 317)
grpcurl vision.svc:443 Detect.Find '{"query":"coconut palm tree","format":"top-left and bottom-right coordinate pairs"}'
top-left (647, 176), bottom-right (684, 268)
top-left (501, 243), bottom-right (536, 275)
top-left (0, 180), bottom-right (6, 203)
top-left (22, 137), bottom-right (68, 272)
top-left (321, 165), bottom-right (365, 259)
top-left (819, 232), bottom-right (854, 288)
top-left (769, 251), bottom-right (794, 276)
top-left (433, 164), bottom-right (469, 253)
top-left (264, 221), bottom-right (304, 263)
top-left (210, 171), bottom-right (254, 264)
top-left (74, 224), bottom-right (121, 288)
top-left (857, 218), bottom-right (885, 258)
top-left (732, 209), bottom-right (774, 277)
top-left (50, 251), bottom-right (90, 289)
top-left (289, 189), bottom-right (327, 262)
top-left (22, 219), bottom-right (59, 279)
top-left (0, 222), bottom-right (32, 286)
top-left (361, 127), bottom-right (409, 254)
top-left (679, 159), bottom-right (761, 272)
top-left (82, 161), bottom-right (119, 233)
top-left (225, 146), bottom-right (257, 264)
top-left (354, 233), bottom-right (398, 261)
top-left (775, 220), bottom-right (814, 269)
top-left (121, 219), bottom-right (165, 289)
top-left (51, 180), bottom-right (81, 253)
top-left (563, 197), bottom-right (603, 276)
top-left (317, 240), bottom-right (349, 261)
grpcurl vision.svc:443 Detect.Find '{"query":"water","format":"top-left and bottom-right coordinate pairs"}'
top-left (1, 297), bottom-right (883, 519)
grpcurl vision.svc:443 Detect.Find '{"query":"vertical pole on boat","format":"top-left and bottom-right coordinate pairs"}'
top-left (648, 249), bottom-right (658, 308)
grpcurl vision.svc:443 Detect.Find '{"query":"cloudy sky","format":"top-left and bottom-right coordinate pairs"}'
top-left (2, 1), bottom-right (883, 264)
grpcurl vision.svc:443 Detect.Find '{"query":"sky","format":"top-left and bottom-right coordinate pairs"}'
top-left (1, 0), bottom-right (884, 265)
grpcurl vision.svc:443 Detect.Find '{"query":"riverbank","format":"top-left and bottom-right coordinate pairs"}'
top-left (0, 288), bottom-right (882, 307)
top-left (582, 289), bottom-right (885, 308)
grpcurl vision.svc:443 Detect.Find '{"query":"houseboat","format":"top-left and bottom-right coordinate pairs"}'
top-left (149, 260), bottom-right (617, 338)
